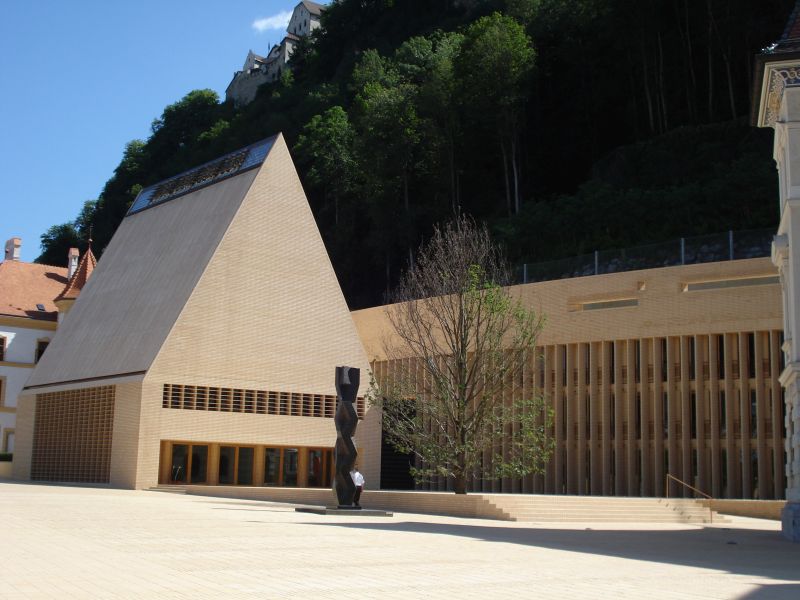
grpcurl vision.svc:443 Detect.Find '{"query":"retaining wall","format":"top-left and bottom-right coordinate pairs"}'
top-left (700, 499), bottom-right (785, 521)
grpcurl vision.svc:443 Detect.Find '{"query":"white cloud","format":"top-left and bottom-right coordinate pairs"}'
top-left (252, 11), bottom-right (292, 33)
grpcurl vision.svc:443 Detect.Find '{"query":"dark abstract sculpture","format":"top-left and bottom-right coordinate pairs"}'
top-left (334, 366), bottom-right (359, 507)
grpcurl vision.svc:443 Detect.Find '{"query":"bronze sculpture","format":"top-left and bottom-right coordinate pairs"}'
top-left (333, 366), bottom-right (359, 507)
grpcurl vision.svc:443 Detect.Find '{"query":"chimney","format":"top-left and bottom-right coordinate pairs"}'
top-left (4, 237), bottom-right (21, 262)
top-left (67, 247), bottom-right (79, 279)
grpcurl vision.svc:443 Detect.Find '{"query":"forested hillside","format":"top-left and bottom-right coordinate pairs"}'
top-left (37, 0), bottom-right (793, 308)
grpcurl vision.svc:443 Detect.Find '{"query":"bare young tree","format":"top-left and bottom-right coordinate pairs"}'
top-left (370, 216), bottom-right (553, 494)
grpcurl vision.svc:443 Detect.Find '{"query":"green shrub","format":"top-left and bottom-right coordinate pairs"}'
top-left (0, 453), bottom-right (12, 462)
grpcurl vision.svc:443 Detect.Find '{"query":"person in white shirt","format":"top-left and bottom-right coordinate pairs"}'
top-left (350, 467), bottom-right (365, 506)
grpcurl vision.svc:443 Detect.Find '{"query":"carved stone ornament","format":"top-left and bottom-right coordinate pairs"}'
top-left (762, 64), bottom-right (800, 128)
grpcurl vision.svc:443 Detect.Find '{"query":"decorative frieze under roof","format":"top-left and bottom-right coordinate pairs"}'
top-left (753, 1), bottom-right (800, 127)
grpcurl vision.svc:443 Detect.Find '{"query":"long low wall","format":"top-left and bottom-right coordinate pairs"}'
top-left (700, 499), bottom-right (786, 521)
top-left (183, 486), bottom-right (506, 519)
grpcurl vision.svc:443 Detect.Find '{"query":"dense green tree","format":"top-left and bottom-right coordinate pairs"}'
top-left (396, 32), bottom-right (465, 214)
top-left (495, 121), bottom-right (778, 263)
top-left (35, 223), bottom-right (82, 267)
top-left (295, 106), bottom-right (357, 226)
top-left (371, 216), bottom-right (553, 494)
top-left (457, 13), bottom-right (535, 215)
top-left (34, 0), bottom-right (793, 307)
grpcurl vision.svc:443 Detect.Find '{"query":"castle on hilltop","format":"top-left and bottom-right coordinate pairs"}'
top-left (226, 1), bottom-right (325, 107)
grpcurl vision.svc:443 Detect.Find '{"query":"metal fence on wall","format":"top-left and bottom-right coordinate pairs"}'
top-left (515, 228), bottom-right (774, 285)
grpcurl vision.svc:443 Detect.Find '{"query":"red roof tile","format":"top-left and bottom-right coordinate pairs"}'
top-left (0, 260), bottom-right (68, 322)
top-left (55, 247), bottom-right (96, 302)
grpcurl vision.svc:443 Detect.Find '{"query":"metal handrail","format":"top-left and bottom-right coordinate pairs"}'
top-left (665, 473), bottom-right (713, 523)
top-left (665, 473), bottom-right (712, 499)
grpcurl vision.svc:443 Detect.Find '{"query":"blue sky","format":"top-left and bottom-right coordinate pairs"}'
top-left (0, 1), bottom-right (300, 262)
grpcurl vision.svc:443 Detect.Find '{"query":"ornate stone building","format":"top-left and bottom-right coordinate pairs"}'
top-left (754, 0), bottom-right (800, 542)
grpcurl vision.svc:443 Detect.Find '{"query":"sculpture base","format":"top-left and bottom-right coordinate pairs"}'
top-left (782, 501), bottom-right (800, 542)
top-left (295, 506), bottom-right (393, 517)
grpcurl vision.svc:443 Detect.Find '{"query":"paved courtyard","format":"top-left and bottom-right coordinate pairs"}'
top-left (0, 482), bottom-right (798, 599)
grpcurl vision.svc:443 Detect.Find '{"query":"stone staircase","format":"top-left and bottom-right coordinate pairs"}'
top-left (141, 485), bottom-right (726, 524)
top-left (481, 494), bottom-right (727, 523)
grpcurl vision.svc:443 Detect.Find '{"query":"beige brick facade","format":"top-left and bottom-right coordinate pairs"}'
top-left (10, 134), bottom-right (785, 501)
top-left (353, 257), bottom-right (785, 499)
top-left (13, 135), bottom-right (379, 490)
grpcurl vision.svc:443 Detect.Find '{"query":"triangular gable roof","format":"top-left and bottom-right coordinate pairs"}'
top-left (25, 138), bottom-right (276, 388)
top-left (55, 246), bottom-right (96, 302)
top-left (25, 134), bottom-right (371, 400)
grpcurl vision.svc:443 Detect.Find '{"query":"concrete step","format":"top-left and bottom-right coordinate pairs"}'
top-left (511, 517), bottom-right (716, 523)
top-left (482, 495), bottom-right (727, 523)
top-left (504, 507), bottom-right (708, 515)
top-left (146, 485), bottom-right (187, 495)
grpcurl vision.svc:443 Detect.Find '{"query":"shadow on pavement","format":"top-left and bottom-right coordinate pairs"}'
top-left (739, 584), bottom-right (800, 599)
top-left (304, 520), bottom-right (800, 582)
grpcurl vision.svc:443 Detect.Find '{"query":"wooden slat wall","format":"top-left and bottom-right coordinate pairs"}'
top-left (377, 329), bottom-right (787, 499)
top-left (32, 386), bottom-right (115, 483)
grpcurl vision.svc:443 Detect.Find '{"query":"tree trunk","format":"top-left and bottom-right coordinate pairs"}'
top-left (627, 51), bottom-right (641, 138)
top-left (448, 141), bottom-right (458, 215)
top-left (657, 32), bottom-right (668, 132)
top-left (676, 0), bottom-right (697, 123)
top-left (724, 56), bottom-right (737, 119)
top-left (500, 141), bottom-right (512, 217)
top-left (385, 253), bottom-right (391, 298)
top-left (707, 0), bottom-right (736, 119)
top-left (403, 171), bottom-right (410, 213)
top-left (707, 0), bottom-right (714, 121)
top-left (511, 135), bottom-right (521, 215)
top-left (640, 39), bottom-right (656, 134)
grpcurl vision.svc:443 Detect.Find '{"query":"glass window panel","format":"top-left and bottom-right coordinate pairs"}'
top-left (127, 137), bottom-right (276, 216)
top-left (264, 448), bottom-right (280, 486)
top-left (283, 448), bottom-right (298, 487)
top-left (171, 444), bottom-right (188, 483)
top-left (308, 449), bottom-right (323, 487)
top-left (238, 447), bottom-right (254, 485)
top-left (219, 446), bottom-right (235, 484)
top-left (190, 445), bottom-right (208, 484)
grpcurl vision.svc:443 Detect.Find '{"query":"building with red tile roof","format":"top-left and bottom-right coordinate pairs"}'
top-left (0, 238), bottom-right (93, 456)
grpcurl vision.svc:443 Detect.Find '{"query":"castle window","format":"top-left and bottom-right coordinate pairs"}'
top-left (0, 336), bottom-right (5, 361)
